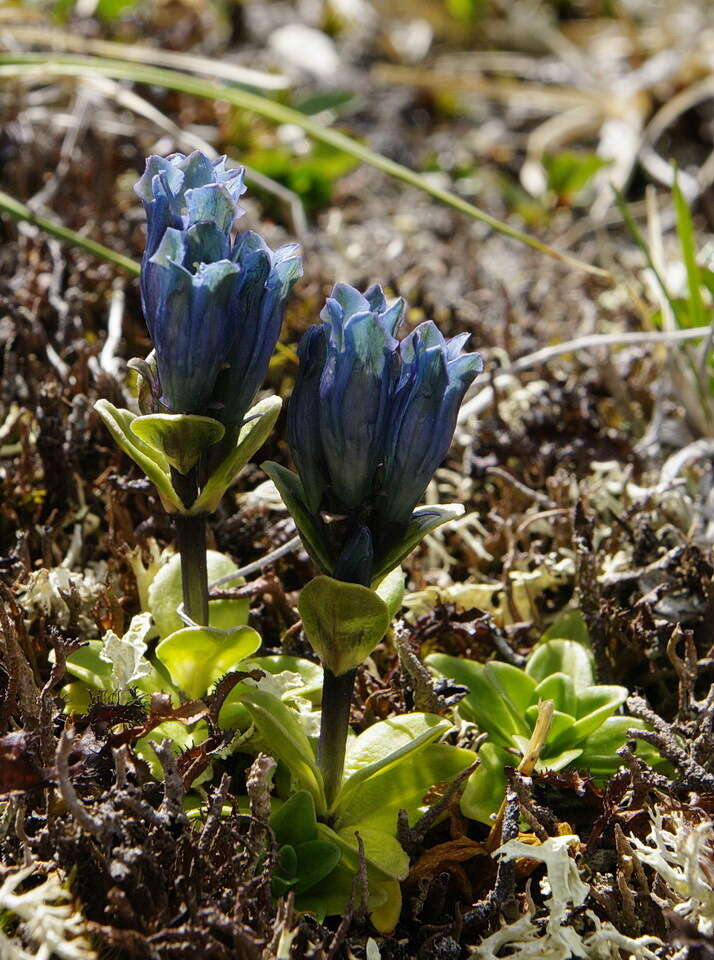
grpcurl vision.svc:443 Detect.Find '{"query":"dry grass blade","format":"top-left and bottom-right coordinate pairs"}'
top-left (1, 24), bottom-right (290, 91)
top-left (0, 52), bottom-right (611, 279)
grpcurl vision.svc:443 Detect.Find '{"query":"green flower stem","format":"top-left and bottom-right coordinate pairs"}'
top-left (318, 666), bottom-right (357, 810)
top-left (171, 466), bottom-right (209, 626)
top-left (174, 512), bottom-right (209, 627)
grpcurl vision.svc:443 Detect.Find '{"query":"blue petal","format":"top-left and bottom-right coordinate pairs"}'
top-left (287, 324), bottom-right (329, 515)
top-left (319, 312), bottom-right (394, 511)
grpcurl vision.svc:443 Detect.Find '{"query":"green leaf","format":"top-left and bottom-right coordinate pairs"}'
top-left (532, 672), bottom-right (577, 717)
top-left (335, 826), bottom-right (409, 881)
top-left (130, 413), bottom-right (224, 475)
top-left (191, 396), bottom-right (282, 514)
top-left (271, 790), bottom-right (318, 848)
top-left (261, 461), bottom-right (333, 573)
top-left (298, 575), bottom-right (391, 677)
top-left (373, 504), bottom-right (465, 581)
top-left (534, 747), bottom-right (583, 773)
top-left (373, 566), bottom-right (405, 620)
top-left (576, 716), bottom-right (667, 777)
top-left (526, 639), bottom-right (593, 690)
top-left (239, 686), bottom-right (325, 812)
top-left (426, 654), bottom-right (532, 747)
top-left (673, 173), bottom-right (706, 329)
top-left (337, 713), bottom-right (452, 813)
top-left (155, 624), bottom-right (260, 699)
top-left (65, 641), bottom-right (112, 690)
top-left (336, 743), bottom-right (476, 832)
top-left (135, 719), bottom-right (209, 783)
top-left (292, 839), bottom-right (342, 894)
top-left (569, 685), bottom-right (628, 742)
top-left (540, 610), bottom-right (590, 646)
top-left (296, 834), bottom-right (399, 929)
top-left (248, 655), bottom-right (323, 703)
top-left (148, 550), bottom-right (249, 639)
top-left (460, 741), bottom-right (510, 825)
top-left (94, 399), bottom-right (182, 512)
top-left (543, 150), bottom-right (610, 201)
top-left (523, 708), bottom-right (576, 752)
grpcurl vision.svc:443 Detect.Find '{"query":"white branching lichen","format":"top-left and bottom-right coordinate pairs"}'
top-left (0, 865), bottom-right (96, 960)
top-left (629, 809), bottom-right (714, 936)
top-left (469, 834), bottom-right (663, 960)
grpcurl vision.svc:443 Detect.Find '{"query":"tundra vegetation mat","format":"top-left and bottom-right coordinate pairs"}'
top-left (2, 1), bottom-right (714, 958)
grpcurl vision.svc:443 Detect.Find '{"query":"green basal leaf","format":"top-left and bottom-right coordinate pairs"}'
top-left (64, 639), bottom-right (170, 704)
top-left (426, 654), bottom-right (532, 748)
top-left (249, 655), bottom-right (323, 703)
top-left (526, 638), bottom-right (593, 690)
top-left (373, 566), bottom-right (406, 620)
top-left (261, 461), bottom-right (333, 573)
top-left (372, 503), bottom-right (465, 581)
top-left (296, 839), bottom-right (400, 931)
top-left (136, 719), bottom-right (209, 785)
top-left (148, 550), bottom-right (249, 640)
top-left (568, 685), bottom-right (628, 743)
top-left (298, 575), bottom-right (391, 677)
top-left (61, 681), bottom-right (92, 713)
top-left (65, 640), bottom-right (113, 691)
top-left (532, 672), bottom-right (578, 718)
top-left (335, 826), bottom-right (409, 881)
top-left (272, 790), bottom-right (318, 848)
top-left (460, 741), bottom-right (510, 825)
top-left (94, 399), bottom-right (182, 512)
top-left (239, 685), bottom-right (326, 812)
top-left (540, 610), bottom-right (590, 647)
top-left (192, 396), bottom-right (281, 514)
top-left (155, 624), bottom-right (261, 700)
top-left (335, 743), bottom-right (476, 832)
top-left (336, 713), bottom-right (452, 813)
top-left (217, 655), bottom-right (323, 730)
top-left (292, 840), bottom-right (342, 894)
top-left (576, 716), bottom-right (668, 777)
top-left (130, 413), bottom-right (224, 476)
top-left (523, 708), bottom-right (576, 752)
top-left (533, 747), bottom-right (583, 773)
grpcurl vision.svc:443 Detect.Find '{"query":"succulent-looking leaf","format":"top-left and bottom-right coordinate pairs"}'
top-left (239, 685), bottom-right (326, 812)
top-left (372, 566), bottom-right (406, 619)
top-left (526, 638), bottom-right (593, 689)
top-left (428, 627), bottom-right (666, 824)
top-left (148, 550), bottom-right (249, 639)
top-left (261, 460), bottom-right (333, 572)
top-left (155, 624), bottom-right (260, 699)
top-left (372, 503), bottom-right (465, 582)
top-left (94, 399), bottom-right (182, 512)
top-left (130, 413), bottom-right (224, 475)
top-left (336, 713), bottom-right (452, 813)
top-left (192, 395), bottom-right (282, 513)
top-left (335, 743), bottom-right (476, 832)
top-left (298, 575), bottom-right (391, 677)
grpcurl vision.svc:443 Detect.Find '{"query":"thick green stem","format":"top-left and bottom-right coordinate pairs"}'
top-left (174, 511), bottom-right (209, 627)
top-left (318, 667), bottom-right (357, 809)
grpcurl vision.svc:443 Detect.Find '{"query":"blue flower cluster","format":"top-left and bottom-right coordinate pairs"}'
top-left (135, 151), bottom-right (302, 424)
top-left (286, 283), bottom-right (482, 584)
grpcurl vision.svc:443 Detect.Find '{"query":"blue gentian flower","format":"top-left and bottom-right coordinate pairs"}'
top-left (134, 151), bottom-right (302, 423)
top-left (283, 283), bottom-right (482, 584)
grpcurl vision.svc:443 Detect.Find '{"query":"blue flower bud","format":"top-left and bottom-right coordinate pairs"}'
top-left (134, 152), bottom-right (302, 421)
top-left (285, 283), bottom-right (482, 583)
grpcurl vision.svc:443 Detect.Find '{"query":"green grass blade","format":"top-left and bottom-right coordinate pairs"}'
top-left (672, 173), bottom-right (706, 328)
top-left (0, 188), bottom-right (140, 275)
top-left (613, 186), bottom-right (678, 320)
top-left (0, 52), bottom-right (610, 279)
